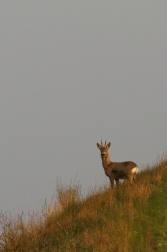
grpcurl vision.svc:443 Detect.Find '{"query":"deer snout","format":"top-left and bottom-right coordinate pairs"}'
top-left (101, 153), bottom-right (105, 158)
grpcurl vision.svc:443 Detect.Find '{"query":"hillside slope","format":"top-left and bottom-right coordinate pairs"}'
top-left (0, 158), bottom-right (167, 252)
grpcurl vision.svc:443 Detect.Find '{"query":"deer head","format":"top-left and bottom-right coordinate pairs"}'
top-left (97, 140), bottom-right (111, 160)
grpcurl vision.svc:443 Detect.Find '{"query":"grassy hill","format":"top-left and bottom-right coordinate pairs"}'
top-left (0, 158), bottom-right (167, 252)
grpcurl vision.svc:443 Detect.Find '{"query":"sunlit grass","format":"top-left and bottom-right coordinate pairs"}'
top-left (0, 157), bottom-right (167, 251)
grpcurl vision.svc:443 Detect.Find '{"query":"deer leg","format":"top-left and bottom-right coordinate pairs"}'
top-left (133, 172), bottom-right (137, 182)
top-left (127, 173), bottom-right (134, 186)
top-left (129, 180), bottom-right (133, 185)
top-left (115, 179), bottom-right (119, 187)
top-left (109, 177), bottom-right (114, 189)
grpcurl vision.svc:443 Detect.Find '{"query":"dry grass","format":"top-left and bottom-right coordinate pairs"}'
top-left (0, 157), bottom-right (167, 251)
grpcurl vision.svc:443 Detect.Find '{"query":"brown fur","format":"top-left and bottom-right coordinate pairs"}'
top-left (97, 141), bottom-right (138, 188)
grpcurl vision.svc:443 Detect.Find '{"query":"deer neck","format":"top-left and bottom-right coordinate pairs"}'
top-left (102, 155), bottom-right (111, 169)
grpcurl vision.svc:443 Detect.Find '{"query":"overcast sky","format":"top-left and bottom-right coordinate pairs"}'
top-left (1, 1), bottom-right (167, 214)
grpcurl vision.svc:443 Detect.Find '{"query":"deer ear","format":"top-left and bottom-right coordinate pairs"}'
top-left (107, 142), bottom-right (111, 148)
top-left (97, 143), bottom-right (101, 149)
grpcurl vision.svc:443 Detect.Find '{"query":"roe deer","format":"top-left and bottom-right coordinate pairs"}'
top-left (97, 140), bottom-right (138, 188)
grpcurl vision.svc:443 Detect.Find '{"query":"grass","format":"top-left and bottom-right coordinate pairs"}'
top-left (0, 157), bottom-right (167, 251)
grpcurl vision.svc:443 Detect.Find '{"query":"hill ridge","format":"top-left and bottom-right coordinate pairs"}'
top-left (0, 158), bottom-right (167, 251)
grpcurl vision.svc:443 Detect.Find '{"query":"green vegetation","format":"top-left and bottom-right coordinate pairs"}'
top-left (0, 158), bottom-right (167, 251)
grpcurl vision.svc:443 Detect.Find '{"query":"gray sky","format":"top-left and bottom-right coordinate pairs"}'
top-left (1, 1), bottom-right (167, 214)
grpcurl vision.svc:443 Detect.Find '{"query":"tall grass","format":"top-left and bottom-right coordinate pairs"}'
top-left (0, 157), bottom-right (167, 251)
